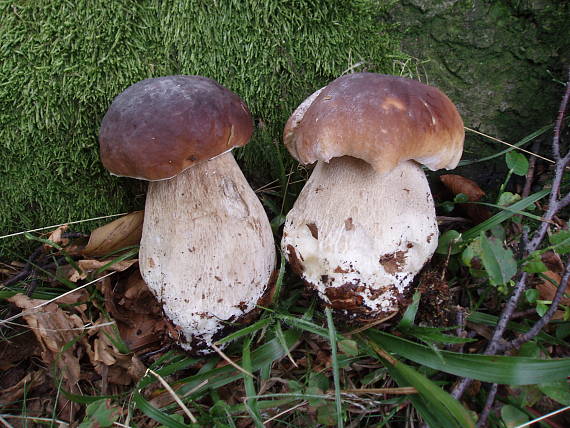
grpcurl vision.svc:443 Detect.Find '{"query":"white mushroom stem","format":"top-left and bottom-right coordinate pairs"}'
top-left (139, 152), bottom-right (276, 353)
top-left (282, 156), bottom-right (438, 317)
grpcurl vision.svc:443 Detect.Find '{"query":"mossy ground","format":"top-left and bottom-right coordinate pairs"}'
top-left (0, 0), bottom-right (405, 255)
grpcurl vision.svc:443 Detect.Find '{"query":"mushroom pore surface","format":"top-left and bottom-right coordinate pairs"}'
top-left (140, 152), bottom-right (276, 353)
top-left (282, 156), bottom-right (437, 318)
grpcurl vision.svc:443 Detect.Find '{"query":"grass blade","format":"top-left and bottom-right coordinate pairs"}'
top-left (467, 311), bottom-right (563, 345)
top-left (459, 124), bottom-right (553, 167)
top-left (132, 390), bottom-right (189, 428)
top-left (365, 339), bottom-right (475, 428)
top-left (462, 188), bottom-right (550, 241)
top-left (242, 337), bottom-right (263, 427)
top-left (325, 307), bottom-right (344, 428)
top-left (365, 330), bottom-right (570, 385)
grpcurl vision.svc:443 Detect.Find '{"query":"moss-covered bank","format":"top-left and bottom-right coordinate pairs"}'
top-left (0, 0), bottom-right (404, 254)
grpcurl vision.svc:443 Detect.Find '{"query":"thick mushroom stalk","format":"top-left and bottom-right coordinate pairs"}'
top-left (140, 152), bottom-right (276, 353)
top-left (282, 157), bottom-right (437, 318)
top-left (280, 73), bottom-right (464, 319)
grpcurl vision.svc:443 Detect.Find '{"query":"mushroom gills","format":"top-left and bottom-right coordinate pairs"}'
top-left (282, 156), bottom-right (438, 317)
top-left (140, 152), bottom-right (276, 353)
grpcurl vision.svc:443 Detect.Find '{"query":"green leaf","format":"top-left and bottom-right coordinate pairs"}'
top-left (506, 151), bottom-right (529, 176)
top-left (536, 302), bottom-right (549, 317)
top-left (398, 291), bottom-right (421, 328)
top-left (538, 381), bottom-right (570, 405)
top-left (317, 401), bottom-right (339, 426)
top-left (440, 200), bottom-right (456, 213)
top-left (462, 188), bottom-right (550, 241)
top-left (497, 192), bottom-right (521, 207)
top-left (79, 399), bottom-right (120, 428)
top-left (365, 330), bottom-right (570, 385)
top-left (338, 339), bottom-right (359, 356)
top-left (501, 405), bottom-right (529, 428)
top-left (525, 289), bottom-right (538, 303)
top-left (436, 230), bottom-right (463, 255)
top-left (461, 238), bottom-right (482, 268)
top-left (479, 233), bottom-right (517, 286)
top-left (454, 193), bottom-right (469, 203)
top-left (549, 230), bottom-right (570, 254)
top-left (306, 386), bottom-right (326, 407)
top-left (523, 260), bottom-right (548, 273)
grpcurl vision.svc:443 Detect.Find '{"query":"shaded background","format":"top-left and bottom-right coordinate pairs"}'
top-left (1, 0), bottom-right (568, 255)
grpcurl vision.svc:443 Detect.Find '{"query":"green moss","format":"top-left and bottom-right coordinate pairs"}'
top-left (0, 0), bottom-right (405, 255)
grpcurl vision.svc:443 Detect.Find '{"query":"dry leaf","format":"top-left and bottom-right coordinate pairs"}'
top-left (0, 370), bottom-right (45, 409)
top-left (541, 251), bottom-right (564, 274)
top-left (45, 225), bottom-right (69, 248)
top-left (440, 174), bottom-right (491, 223)
top-left (84, 317), bottom-right (146, 386)
top-left (99, 270), bottom-right (166, 352)
top-left (440, 174), bottom-right (486, 201)
top-left (65, 258), bottom-right (138, 282)
top-left (537, 271), bottom-right (570, 305)
top-left (7, 294), bottom-right (83, 386)
top-left (83, 211), bottom-right (144, 257)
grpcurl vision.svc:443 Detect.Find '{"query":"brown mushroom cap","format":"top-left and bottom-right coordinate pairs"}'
top-left (284, 73), bottom-right (464, 174)
top-left (99, 75), bottom-right (253, 181)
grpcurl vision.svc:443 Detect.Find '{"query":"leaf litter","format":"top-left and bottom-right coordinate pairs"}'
top-left (0, 212), bottom-right (165, 423)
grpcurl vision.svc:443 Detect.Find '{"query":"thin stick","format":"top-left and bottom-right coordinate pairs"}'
top-left (476, 383), bottom-right (498, 427)
top-left (502, 258), bottom-right (570, 352)
top-left (211, 343), bottom-right (255, 378)
top-left (182, 379), bottom-right (209, 398)
top-left (464, 127), bottom-right (555, 164)
top-left (0, 415), bottom-right (69, 427)
top-left (263, 400), bottom-right (307, 425)
top-left (0, 271), bottom-right (116, 327)
top-left (514, 406), bottom-right (570, 428)
top-left (0, 213), bottom-right (128, 240)
top-left (552, 69), bottom-right (570, 160)
top-left (146, 369), bottom-right (197, 424)
top-left (342, 387), bottom-right (417, 395)
top-left (346, 312), bottom-right (398, 335)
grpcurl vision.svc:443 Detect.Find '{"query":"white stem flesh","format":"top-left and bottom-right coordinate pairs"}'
top-left (282, 157), bottom-right (438, 318)
top-left (139, 152), bottom-right (276, 353)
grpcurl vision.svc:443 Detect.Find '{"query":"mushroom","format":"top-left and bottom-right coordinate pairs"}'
top-left (99, 75), bottom-right (276, 353)
top-left (281, 73), bottom-right (464, 319)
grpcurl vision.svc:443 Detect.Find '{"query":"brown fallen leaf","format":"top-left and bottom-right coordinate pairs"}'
top-left (537, 271), bottom-right (570, 306)
top-left (440, 174), bottom-right (491, 224)
top-left (0, 370), bottom-right (45, 409)
top-left (100, 270), bottom-right (166, 352)
top-left (83, 211), bottom-right (144, 257)
top-left (84, 317), bottom-right (146, 386)
top-left (45, 225), bottom-right (69, 248)
top-left (541, 251), bottom-right (564, 274)
top-left (7, 294), bottom-right (83, 387)
top-left (64, 258), bottom-right (138, 282)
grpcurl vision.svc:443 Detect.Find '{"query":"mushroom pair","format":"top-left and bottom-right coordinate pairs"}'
top-left (282, 73), bottom-right (464, 318)
top-left (99, 76), bottom-right (275, 353)
top-left (99, 73), bottom-right (463, 353)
